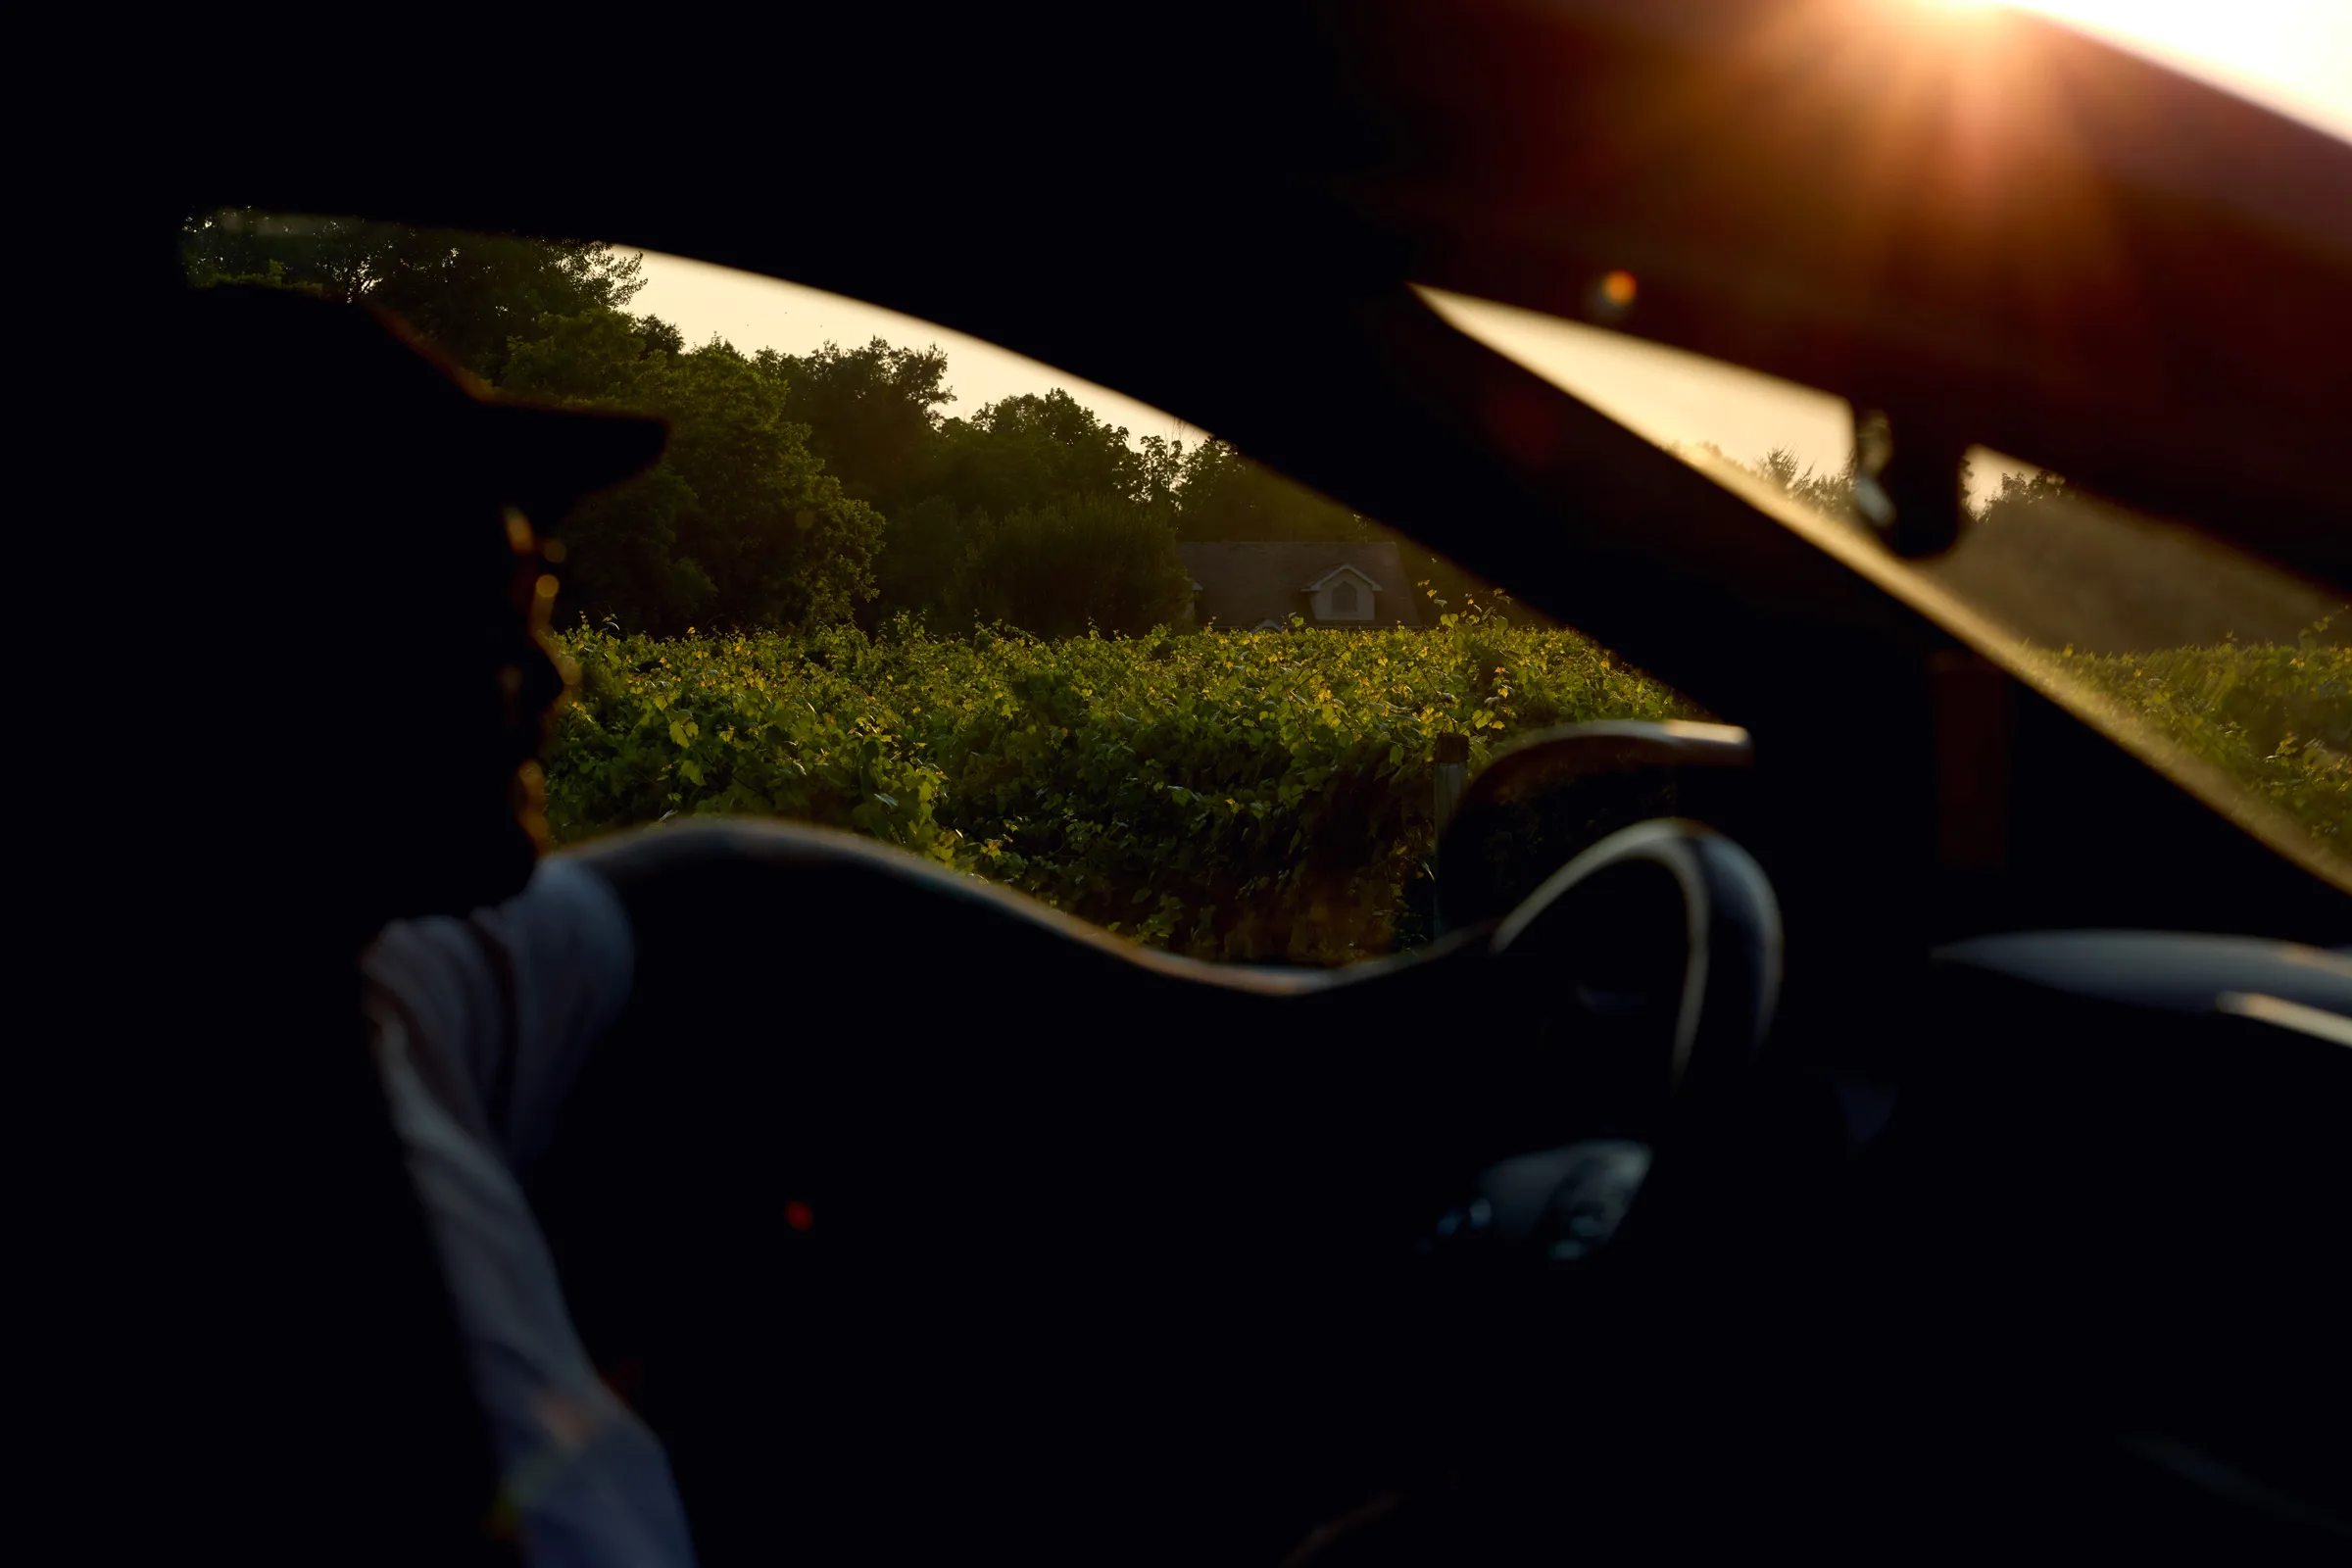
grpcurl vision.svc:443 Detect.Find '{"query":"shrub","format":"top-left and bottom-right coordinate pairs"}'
top-left (545, 616), bottom-right (2347, 962)
top-left (2039, 623), bottom-right (2349, 858)
top-left (546, 615), bottom-right (1695, 962)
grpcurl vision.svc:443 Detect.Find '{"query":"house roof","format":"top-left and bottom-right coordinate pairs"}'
top-left (1177, 541), bottom-right (1421, 629)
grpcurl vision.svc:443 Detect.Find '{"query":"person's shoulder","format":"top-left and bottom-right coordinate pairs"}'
top-left (512, 856), bottom-right (635, 964)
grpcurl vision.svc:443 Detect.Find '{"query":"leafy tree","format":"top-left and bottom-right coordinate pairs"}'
top-left (181, 215), bottom-right (1499, 638)
top-left (870, 494), bottom-right (968, 628)
top-left (1974, 466), bottom-right (2070, 523)
top-left (635, 315), bottom-right (686, 357)
top-left (848, 389), bottom-right (1160, 625)
top-left (503, 311), bottom-right (883, 632)
top-left (768, 338), bottom-right (955, 514)
top-left (1169, 439), bottom-right (1375, 542)
top-left (945, 494), bottom-right (1190, 638)
top-left (737, 345), bottom-right (1439, 626)
top-left (1749, 445), bottom-right (1855, 516)
top-left (925, 391), bottom-right (1150, 519)
top-left (182, 216), bottom-right (882, 633)
top-left (499, 306), bottom-right (670, 402)
top-left (556, 465), bottom-right (715, 634)
top-left (657, 344), bottom-right (882, 629)
top-left (181, 209), bottom-right (646, 382)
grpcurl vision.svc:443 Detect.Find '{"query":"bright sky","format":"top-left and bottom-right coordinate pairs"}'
top-left (626, 0), bottom-right (2346, 510)
top-left (628, 251), bottom-right (1211, 449)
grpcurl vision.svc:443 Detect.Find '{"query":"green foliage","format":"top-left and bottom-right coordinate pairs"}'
top-left (498, 311), bottom-right (886, 633)
top-left (544, 614), bottom-right (1698, 962)
top-left (182, 213), bottom-right (1504, 641)
top-left (944, 495), bottom-right (1191, 639)
top-left (871, 494), bottom-right (970, 627)
top-left (1749, 445), bottom-right (1856, 517)
top-left (1977, 466), bottom-right (2072, 521)
top-left (768, 337), bottom-right (956, 515)
top-left (923, 389), bottom-right (1152, 521)
top-left (647, 343), bottom-right (882, 630)
top-left (2040, 622), bottom-right (2350, 857)
top-left (1166, 438), bottom-right (1377, 542)
top-left (185, 217), bottom-right (879, 637)
top-left (181, 209), bottom-right (646, 382)
top-left (856, 387), bottom-right (1166, 629)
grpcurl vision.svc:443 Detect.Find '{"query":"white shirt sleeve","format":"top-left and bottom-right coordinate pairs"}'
top-left (363, 856), bottom-right (637, 1170)
top-left (363, 858), bottom-right (698, 1568)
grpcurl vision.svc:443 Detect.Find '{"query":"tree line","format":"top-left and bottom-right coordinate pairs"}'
top-left (183, 211), bottom-right (1433, 639)
top-left (216, 210), bottom-right (2309, 656)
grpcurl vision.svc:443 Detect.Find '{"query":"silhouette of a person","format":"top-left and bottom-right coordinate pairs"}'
top-left (161, 283), bottom-right (694, 1565)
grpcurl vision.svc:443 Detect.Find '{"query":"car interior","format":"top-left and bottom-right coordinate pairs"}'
top-left (140, 1), bottom-right (2347, 1560)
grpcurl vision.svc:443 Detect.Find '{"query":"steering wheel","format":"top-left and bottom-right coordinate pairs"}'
top-left (1430, 720), bottom-right (1755, 935)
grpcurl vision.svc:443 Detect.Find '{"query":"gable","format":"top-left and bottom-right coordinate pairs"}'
top-left (1300, 563), bottom-right (1383, 594)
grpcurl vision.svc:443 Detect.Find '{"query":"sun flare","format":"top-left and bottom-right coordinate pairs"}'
top-left (1910, 0), bottom-right (2352, 140)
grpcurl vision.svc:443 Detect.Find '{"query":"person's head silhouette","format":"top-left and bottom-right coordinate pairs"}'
top-left (164, 284), bottom-right (663, 941)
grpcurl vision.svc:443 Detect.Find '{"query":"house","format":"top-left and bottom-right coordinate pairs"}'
top-left (1176, 541), bottom-right (1422, 631)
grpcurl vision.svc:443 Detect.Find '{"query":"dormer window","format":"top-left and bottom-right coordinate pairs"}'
top-left (1302, 563), bottom-right (1382, 622)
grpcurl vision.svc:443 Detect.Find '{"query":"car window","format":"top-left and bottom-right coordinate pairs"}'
top-left (1421, 285), bottom-right (2347, 881)
top-left (185, 211), bottom-right (1709, 963)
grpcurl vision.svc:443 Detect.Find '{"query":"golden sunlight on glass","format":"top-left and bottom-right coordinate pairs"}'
top-left (1900, 0), bottom-right (2352, 141)
top-left (1420, 281), bottom-right (2345, 883)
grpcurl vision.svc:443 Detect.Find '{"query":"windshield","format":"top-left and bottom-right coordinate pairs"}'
top-left (185, 211), bottom-right (1708, 963)
top-left (1418, 285), bottom-right (2347, 881)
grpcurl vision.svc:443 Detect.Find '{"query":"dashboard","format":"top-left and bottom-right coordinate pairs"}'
top-left (527, 811), bottom-right (2352, 1561)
